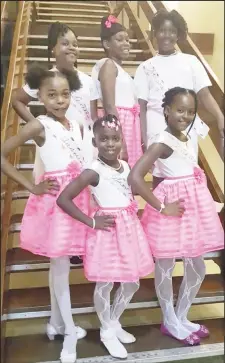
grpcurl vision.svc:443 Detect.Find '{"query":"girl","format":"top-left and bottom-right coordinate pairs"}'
top-left (1, 66), bottom-right (100, 363)
top-left (128, 87), bottom-right (224, 346)
top-left (57, 115), bottom-right (154, 359)
top-left (12, 21), bottom-right (99, 180)
top-left (91, 15), bottom-right (142, 167)
top-left (134, 9), bottom-right (224, 173)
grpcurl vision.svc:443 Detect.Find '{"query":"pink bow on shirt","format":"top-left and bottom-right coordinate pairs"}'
top-left (105, 15), bottom-right (118, 28)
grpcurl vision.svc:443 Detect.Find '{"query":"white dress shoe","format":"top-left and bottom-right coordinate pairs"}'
top-left (111, 320), bottom-right (136, 344)
top-left (100, 328), bottom-right (128, 359)
top-left (46, 323), bottom-right (87, 341)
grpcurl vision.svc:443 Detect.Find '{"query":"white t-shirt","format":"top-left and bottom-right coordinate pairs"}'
top-left (23, 68), bottom-right (99, 126)
top-left (134, 52), bottom-right (211, 140)
top-left (134, 52), bottom-right (212, 176)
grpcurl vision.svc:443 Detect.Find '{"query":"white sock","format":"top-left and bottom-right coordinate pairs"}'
top-left (175, 257), bottom-right (206, 333)
top-left (155, 258), bottom-right (192, 339)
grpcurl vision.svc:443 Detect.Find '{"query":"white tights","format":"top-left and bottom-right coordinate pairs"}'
top-left (155, 257), bottom-right (205, 339)
top-left (49, 257), bottom-right (77, 353)
top-left (94, 282), bottom-right (140, 330)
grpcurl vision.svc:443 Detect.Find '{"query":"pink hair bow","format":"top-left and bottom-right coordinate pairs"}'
top-left (105, 15), bottom-right (118, 28)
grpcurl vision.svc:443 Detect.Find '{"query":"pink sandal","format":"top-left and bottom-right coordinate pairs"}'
top-left (160, 324), bottom-right (201, 346)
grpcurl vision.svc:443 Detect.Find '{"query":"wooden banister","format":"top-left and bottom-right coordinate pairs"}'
top-left (1, 0), bottom-right (32, 318)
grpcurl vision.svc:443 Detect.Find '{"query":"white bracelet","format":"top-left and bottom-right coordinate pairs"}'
top-left (159, 203), bottom-right (165, 213)
top-left (92, 218), bottom-right (96, 229)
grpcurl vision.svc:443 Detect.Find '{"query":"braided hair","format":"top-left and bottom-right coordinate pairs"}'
top-left (162, 87), bottom-right (198, 135)
top-left (152, 9), bottom-right (188, 41)
top-left (93, 114), bottom-right (121, 134)
top-left (47, 22), bottom-right (78, 69)
top-left (25, 63), bottom-right (81, 92)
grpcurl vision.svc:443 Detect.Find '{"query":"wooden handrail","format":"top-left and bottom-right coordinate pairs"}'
top-left (1, 1), bottom-right (32, 316)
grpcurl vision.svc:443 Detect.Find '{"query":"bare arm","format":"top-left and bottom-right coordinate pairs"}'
top-left (90, 99), bottom-right (98, 121)
top-left (1, 120), bottom-right (44, 192)
top-left (197, 87), bottom-right (224, 134)
top-left (1, 121), bottom-right (59, 195)
top-left (98, 59), bottom-right (119, 118)
top-left (128, 144), bottom-right (185, 216)
top-left (198, 87), bottom-right (224, 158)
top-left (57, 170), bottom-right (115, 230)
top-left (138, 98), bottom-right (148, 151)
top-left (11, 88), bottom-right (37, 123)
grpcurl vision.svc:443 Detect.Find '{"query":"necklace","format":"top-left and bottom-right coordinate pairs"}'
top-left (156, 50), bottom-right (178, 57)
top-left (97, 157), bottom-right (122, 171)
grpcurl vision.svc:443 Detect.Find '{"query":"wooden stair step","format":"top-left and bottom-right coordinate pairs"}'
top-left (36, 19), bottom-right (101, 25)
top-left (22, 57), bottom-right (141, 65)
top-left (26, 45), bottom-right (143, 54)
top-left (26, 35), bottom-right (138, 43)
top-left (37, 7), bottom-right (109, 14)
top-left (4, 319), bottom-right (224, 363)
top-left (38, 1), bottom-right (108, 7)
top-left (38, 12), bottom-right (103, 19)
top-left (5, 275), bottom-right (224, 318)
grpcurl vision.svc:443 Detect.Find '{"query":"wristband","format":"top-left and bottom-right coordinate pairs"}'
top-left (159, 203), bottom-right (165, 213)
top-left (92, 218), bottom-right (96, 229)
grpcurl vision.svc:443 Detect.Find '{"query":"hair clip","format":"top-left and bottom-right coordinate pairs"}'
top-left (105, 15), bottom-right (118, 28)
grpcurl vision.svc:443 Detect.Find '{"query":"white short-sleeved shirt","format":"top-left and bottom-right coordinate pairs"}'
top-left (23, 68), bottom-right (99, 126)
top-left (134, 52), bottom-right (211, 176)
top-left (134, 52), bottom-right (211, 139)
top-left (92, 58), bottom-right (137, 108)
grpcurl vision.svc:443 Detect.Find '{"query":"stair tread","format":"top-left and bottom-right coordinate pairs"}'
top-left (4, 319), bottom-right (224, 363)
top-left (38, 1), bottom-right (108, 7)
top-left (26, 35), bottom-right (138, 43)
top-left (24, 57), bottom-right (142, 65)
top-left (6, 274), bottom-right (224, 314)
top-left (27, 45), bottom-right (143, 53)
top-left (36, 19), bottom-right (101, 24)
top-left (37, 7), bottom-right (108, 13)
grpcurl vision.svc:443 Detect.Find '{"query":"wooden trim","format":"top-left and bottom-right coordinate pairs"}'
top-left (123, 1), bottom-right (155, 56)
top-left (1, 6), bottom-right (33, 362)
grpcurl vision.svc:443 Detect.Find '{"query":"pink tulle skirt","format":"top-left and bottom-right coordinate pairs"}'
top-left (141, 169), bottom-right (224, 258)
top-left (84, 201), bottom-right (154, 282)
top-left (98, 105), bottom-right (143, 167)
top-left (20, 162), bottom-right (90, 258)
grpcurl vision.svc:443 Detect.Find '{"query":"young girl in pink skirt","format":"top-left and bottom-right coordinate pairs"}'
top-left (1, 65), bottom-right (95, 363)
top-left (91, 15), bottom-right (142, 167)
top-left (129, 87), bottom-right (224, 346)
top-left (57, 115), bottom-right (154, 359)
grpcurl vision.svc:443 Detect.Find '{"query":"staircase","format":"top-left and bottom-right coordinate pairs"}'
top-left (1, 1), bottom-right (224, 362)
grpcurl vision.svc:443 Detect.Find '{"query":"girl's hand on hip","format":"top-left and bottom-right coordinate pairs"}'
top-left (162, 199), bottom-right (185, 217)
top-left (93, 215), bottom-right (115, 231)
top-left (32, 178), bottom-right (60, 196)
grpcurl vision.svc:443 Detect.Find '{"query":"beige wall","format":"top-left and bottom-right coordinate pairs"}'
top-left (163, 1), bottom-right (224, 89)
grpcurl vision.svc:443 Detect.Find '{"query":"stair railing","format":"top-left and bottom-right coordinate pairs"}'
top-left (1, 0), bottom-right (33, 317)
